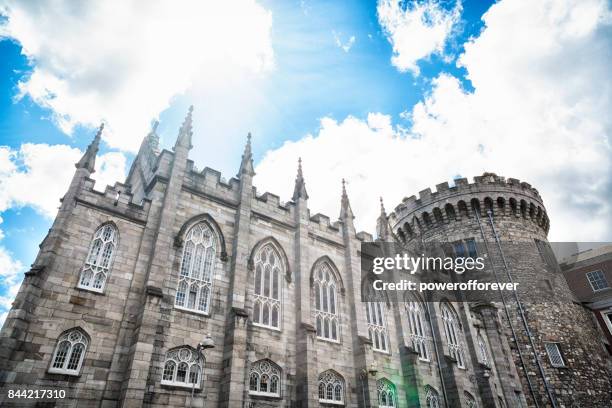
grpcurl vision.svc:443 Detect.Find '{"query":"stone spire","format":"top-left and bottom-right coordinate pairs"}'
top-left (174, 105), bottom-right (193, 150)
top-left (377, 197), bottom-right (391, 240)
top-left (75, 123), bottom-right (103, 173)
top-left (147, 120), bottom-right (160, 151)
top-left (339, 178), bottom-right (354, 220)
top-left (292, 158), bottom-right (308, 201)
top-left (239, 132), bottom-right (255, 177)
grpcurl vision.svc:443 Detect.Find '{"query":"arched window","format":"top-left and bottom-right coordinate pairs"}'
top-left (49, 329), bottom-right (88, 375)
top-left (366, 301), bottom-right (389, 352)
top-left (441, 302), bottom-right (464, 368)
top-left (249, 360), bottom-right (281, 397)
top-left (425, 385), bottom-right (440, 408)
top-left (377, 378), bottom-right (396, 408)
top-left (175, 222), bottom-right (217, 314)
top-left (78, 223), bottom-right (117, 292)
top-left (314, 262), bottom-right (339, 341)
top-left (161, 347), bottom-right (202, 388)
top-left (465, 391), bottom-right (478, 408)
top-left (253, 244), bottom-right (283, 330)
top-left (477, 333), bottom-right (490, 367)
top-left (406, 300), bottom-right (429, 361)
top-left (318, 370), bottom-right (344, 404)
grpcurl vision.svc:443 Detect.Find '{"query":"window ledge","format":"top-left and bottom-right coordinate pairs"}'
top-left (75, 285), bottom-right (105, 295)
top-left (252, 323), bottom-right (282, 332)
top-left (47, 368), bottom-right (80, 377)
top-left (174, 305), bottom-right (210, 317)
top-left (248, 391), bottom-right (282, 400)
top-left (319, 399), bottom-right (344, 405)
top-left (317, 336), bottom-right (341, 344)
top-left (160, 380), bottom-right (201, 390)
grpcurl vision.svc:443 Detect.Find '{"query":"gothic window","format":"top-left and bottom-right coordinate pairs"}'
top-left (78, 223), bottom-right (117, 292)
top-left (441, 302), bottom-right (465, 368)
top-left (252, 244), bottom-right (283, 330)
top-left (465, 391), bottom-right (478, 408)
top-left (161, 347), bottom-right (202, 388)
top-left (174, 222), bottom-right (216, 314)
top-left (377, 378), bottom-right (396, 408)
top-left (318, 370), bottom-right (344, 404)
top-left (49, 329), bottom-right (88, 375)
top-left (314, 262), bottom-right (340, 342)
top-left (366, 301), bottom-right (389, 353)
top-left (425, 385), bottom-right (440, 408)
top-left (544, 342), bottom-right (566, 368)
top-left (477, 333), bottom-right (490, 367)
top-left (249, 360), bottom-right (281, 397)
top-left (406, 300), bottom-right (429, 361)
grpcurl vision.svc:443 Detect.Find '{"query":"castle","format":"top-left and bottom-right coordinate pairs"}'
top-left (0, 107), bottom-right (610, 407)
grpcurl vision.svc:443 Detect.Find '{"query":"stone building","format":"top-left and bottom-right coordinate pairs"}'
top-left (0, 107), bottom-right (610, 407)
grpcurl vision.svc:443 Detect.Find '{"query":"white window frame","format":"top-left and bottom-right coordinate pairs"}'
top-left (174, 222), bottom-right (216, 315)
top-left (248, 359), bottom-right (281, 398)
top-left (544, 342), bottom-right (566, 368)
top-left (318, 370), bottom-right (344, 405)
top-left (252, 244), bottom-right (283, 331)
top-left (425, 386), bottom-right (440, 408)
top-left (406, 301), bottom-right (429, 361)
top-left (78, 223), bottom-right (117, 293)
top-left (377, 378), bottom-right (396, 408)
top-left (161, 347), bottom-right (202, 389)
top-left (314, 262), bottom-right (340, 343)
top-left (465, 391), bottom-right (478, 408)
top-left (477, 333), bottom-right (490, 367)
top-left (48, 329), bottom-right (88, 376)
top-left (366, 302), bottom-right (389, 353)
top-left (441, 303), bottom-right (465, 368)
top-left (586, 270), bottom-right (609, 292)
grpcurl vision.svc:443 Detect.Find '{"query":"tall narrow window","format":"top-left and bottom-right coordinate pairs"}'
top-left (161, 347), bottom-right (202, 388)
top-left (406, 300), bottom-right (429, 361)
top-left (49, 329), bottom-right (88, 375)
top-left (175, 222), bottom-right (216, 314)
top-left (441, 303), bottom-right (464, 368)
top-left (465, 391), bottom-right (477, 408)
top-left (477, 333), bottom-right (490, 367)
top-left (253, 244), bottom-right (283, 330)
top-left (425, 386), bottom-right (440, 408)
top-left (544, 342), bottom-right (566, 367)
top-left (78, 223), bottom-right (117, 292)
top-left (377, 378), bottom-right (396, 408)
top-left (314, 262), bottom-right (340, 341)
top-left (249, 360), bottom-right (281, 397)
top-left (366, 302), bottom-right (389, 353)
top-left (318, 370), bottom-right (344, 404)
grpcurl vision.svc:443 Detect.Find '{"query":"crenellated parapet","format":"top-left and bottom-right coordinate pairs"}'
top-left (388, 172), bottom-right (550, 241)
top-left (78, 178), bottom-right (151, 224)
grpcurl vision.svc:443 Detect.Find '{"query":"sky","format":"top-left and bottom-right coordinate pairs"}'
top-left (0, 0), bottom-right (610, 325)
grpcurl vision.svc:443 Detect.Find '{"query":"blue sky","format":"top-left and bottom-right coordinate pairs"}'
top-left (0, 0), bottom-right (610, 323)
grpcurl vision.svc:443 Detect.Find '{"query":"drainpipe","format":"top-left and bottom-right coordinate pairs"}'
top-left (473, 209), bottom-right (540, 407)
top-left (486, 209), bottom-right (558, 408)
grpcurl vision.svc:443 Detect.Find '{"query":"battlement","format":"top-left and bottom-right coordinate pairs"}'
top-left (81, 178), bottom-right (151, 222)
top-left (389, 173), bottom-right (550, 238)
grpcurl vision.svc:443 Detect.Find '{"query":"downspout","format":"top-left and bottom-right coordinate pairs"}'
top-left (473, 208), bottom-right (540, 407)
top-left (485, 209), bottom-right (558, 408)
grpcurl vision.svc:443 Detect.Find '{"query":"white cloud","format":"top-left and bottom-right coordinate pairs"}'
top-left (333, 31), bottom-right (356, 53)
top-left (256, 0), bottom-right (612, 242)
top-left (0, 0), bottom-right (274, 152)
top-left (377, 0), bottom-right (462, 74)
top-left (0, 217), bottom-right (24, 327)
top-left (0, 143), bottom-right (127, 218)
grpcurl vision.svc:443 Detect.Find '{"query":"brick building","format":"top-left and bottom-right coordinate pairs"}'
top-left (0, 108), bottom-right (610, 407)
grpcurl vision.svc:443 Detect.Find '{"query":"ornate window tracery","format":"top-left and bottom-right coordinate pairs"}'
top-left (78, 223), bottom-right (117, 292)
top-left (253, 244), bottom-right (282, 329)
top-left (161, 347), bottom-right (201, 388)
top-left (425, 385), bottom-right (440, 408)
top-left (249, 360), bottom-right (281, 397)
top-left (477, 333), bottom-right (490, 367)
top-left (318, 370), bottom-right (344, 404)
top-left (377, 378), bottom-right (396, 408)
top-left (49, 329), bottom-right (88, 375)
top-left (175, 222), bottom-right (216, 314)
top-left (366, 301), bottom-right (389, 352)
top-left (406, 300), bottom-right (429, 360)
top-left (441, 302), bottom-right (465, 368)
top-left (314, 262), bottom-right (339, 341)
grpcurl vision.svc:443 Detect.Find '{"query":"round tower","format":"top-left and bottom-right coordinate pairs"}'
top-left (387, 173), bottom-right (611, 407)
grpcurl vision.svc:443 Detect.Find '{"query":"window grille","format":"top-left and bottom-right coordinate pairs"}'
top-left (253, 244), bottom-right (282, 330)
top-left (78, 224), bottom-right (117, 292)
